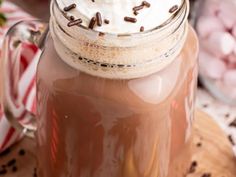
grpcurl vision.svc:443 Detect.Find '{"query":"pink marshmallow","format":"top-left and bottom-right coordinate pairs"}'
top-left (218, 11), bottom-right (235, 30)
top-left (215, 80), bottom-right (236, 99)
top-left (227, 54), bottom-right (236, 64)
top-left (227, 62), bottom-right (236, 69)
top-left (203, 31), bottom-right (235, 58)
top-left (223, 70), bottom-right (236, 86)
top-left (219, 1), bottom-right (236, 17)
top-left (197, 16), bottom-right (224, 39)
top-left (199, 50), bottom-right (226, 79)
top-left (218, 1), bottom-right (236, 29)
top-left (233, 46), bottom-right (236, 56)
top-left (232, 24), bottom-right (236, 38)
top-left (203, 1), bottom-right (220, 16)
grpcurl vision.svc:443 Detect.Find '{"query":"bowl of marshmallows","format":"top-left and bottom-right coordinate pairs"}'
top-left (197, 0), bottom-right (236, 105)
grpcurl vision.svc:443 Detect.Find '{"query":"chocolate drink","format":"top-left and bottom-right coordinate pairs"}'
top-left (36, 27), bottom-right (198, 177)
top-left (35, 0), bottom-right (199, 176)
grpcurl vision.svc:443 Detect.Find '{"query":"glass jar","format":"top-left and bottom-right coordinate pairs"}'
top-left (1, 0), bottom-right (198, 176)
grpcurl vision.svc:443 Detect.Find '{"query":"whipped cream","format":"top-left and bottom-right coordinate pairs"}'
top-left (56, 0), bottom-right (182, 34)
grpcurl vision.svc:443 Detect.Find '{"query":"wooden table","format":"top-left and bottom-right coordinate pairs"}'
top-left (0, 111), bottom-right (236, 177)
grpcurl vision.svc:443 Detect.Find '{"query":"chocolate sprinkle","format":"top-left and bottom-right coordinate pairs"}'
top-left (99, 32), bottom-right (105, 36)
top-left (124, 17), bottom-right (137, 23)
top-left (7, 159), bottom-right (16, 167)
top-left (0, 169), bottom-right (7, 175)
top-left (142, 1), bottom-right (151, 8)
top-left (133, 5), bottom-right (144, 11)
top-left (134, 11), bottom-right (139, 15)
top-left (96, 12), bottom-right (102, 26)
top-left (12, 166), bottom-right (17, 172)
top-left (67, 19), bottom-right (82, 27)
top-left (189, 161), bottom-right (198, 173)
top-left (104, 19), bottom-right (110, 24)
top-left (169, 5), bottom-right (179, 13)
top-left (202, 173), bottom-right (211, 177)
top-left (229, 119), bottom-right (236, 127)
top-left (202, 104), bottom-right (208, 108)
top-left (196, 142), bottom-right (202, 147)
top-left (70, 16), bottom-right (75, 21)
top-left (33, 168), bottom-right (38, 177)
top-left (140, 26), bottom-right (144, 32)
top-left (0, 148), bottom-right (11, 157)
top-left (64, 3), bottom-right (76, 12)
top-left (225, 113), bottom-right (230, 118)
top-left (89, 17), bottom-right (97, 29)
top-left (228, 135), bottom-right (235, 145)
top-left (19, 149), bottom-right (26, 156)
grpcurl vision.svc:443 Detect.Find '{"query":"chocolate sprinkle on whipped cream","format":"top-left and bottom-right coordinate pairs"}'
top-left (169, 5), bottom-right (179, 13)
top-left (96, 12), bottom-right (102, 27)
top-left (124, 17), bottom-right (137, 23)
top-left (70, 16), bottom-right (75, 21)
top-left (89, 16), bottom-right (97, 29)
top-left (133, 1), bottom-right (151, 17)
top-left (67, 19), bottom-right (82, 27)
top-left (142, 1), bottom-right (151, 7)
top-left (104, 19), bottom-right (110, 24)
top-left (58, 0), bottom-right (182, 33)
top-left (134, 11), bottom-right (139, 16)
top-left (140, 26), bottom-right (144, 32)
top-left (64, 3), bottom-right (76, 12)
top-left (133, 5), bottom-right (144, 11)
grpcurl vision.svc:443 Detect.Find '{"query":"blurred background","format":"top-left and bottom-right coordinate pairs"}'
top-left (6, 0), bottom-right (50, 21)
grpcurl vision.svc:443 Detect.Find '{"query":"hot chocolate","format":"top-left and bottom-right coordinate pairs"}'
top-left (35, 0), bottom-right (198, 176)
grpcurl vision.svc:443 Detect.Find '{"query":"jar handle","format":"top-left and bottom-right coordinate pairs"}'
top-left (0, 20), bottom-right (48, 138)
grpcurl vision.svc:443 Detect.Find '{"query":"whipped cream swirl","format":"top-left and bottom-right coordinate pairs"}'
top-left (56, 0), bottom-right (182, 34)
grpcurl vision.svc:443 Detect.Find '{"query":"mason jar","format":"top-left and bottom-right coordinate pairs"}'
top-left (1, 0), bottom-right (198, 176)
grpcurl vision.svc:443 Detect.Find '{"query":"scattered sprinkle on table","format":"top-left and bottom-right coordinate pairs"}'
top-left (19, 149), bottom-right (26, 156)
top-left (202, 173), bottom-right (211, 177)
top-left (189, 160), bottom-right (198, 173)
top-left (7, 159), bottom-right (16, 167)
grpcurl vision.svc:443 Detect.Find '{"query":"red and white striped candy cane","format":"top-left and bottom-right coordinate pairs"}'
top-left (0, 2), bottom-right (38, 152)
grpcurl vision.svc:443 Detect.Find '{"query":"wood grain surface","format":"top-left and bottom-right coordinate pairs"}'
top-left (0, 111), bottom-right (235, 177)
top-left (189, 111), bottom-right (236, 177)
